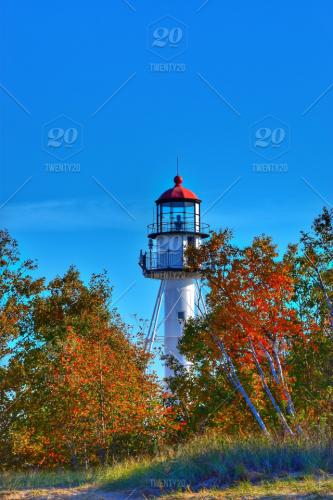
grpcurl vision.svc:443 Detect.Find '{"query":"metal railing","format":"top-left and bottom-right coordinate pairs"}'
top-left (147, 221), bottom-right (210, 235)
top-left (139, 250), bottom-right (186, 271)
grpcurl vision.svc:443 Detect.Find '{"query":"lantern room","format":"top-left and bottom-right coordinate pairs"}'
top-left (148, 175), bottom-right (209, 239)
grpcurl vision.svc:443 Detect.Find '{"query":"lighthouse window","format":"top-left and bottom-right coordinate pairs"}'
top-left (178, 311), bottom-right (185, 321)
top-left (187, 236), bottom-right (195, 247)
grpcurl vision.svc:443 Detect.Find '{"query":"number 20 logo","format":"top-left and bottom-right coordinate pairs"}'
top-left (255, 127), bottom-right (286, 148)
top-left (47, 127), bottom-right (78, 148)
top-left (152, 26), bottom-right (183, 48)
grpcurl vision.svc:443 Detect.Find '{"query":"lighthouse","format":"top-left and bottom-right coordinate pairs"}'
top-left (139, 175), bottom-right (209, 378)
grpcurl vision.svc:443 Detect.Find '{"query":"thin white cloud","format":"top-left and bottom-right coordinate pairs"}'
top-left (0, 199), bottom-right (145, 232)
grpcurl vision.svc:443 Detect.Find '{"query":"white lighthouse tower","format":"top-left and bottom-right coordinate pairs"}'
top-left (139, 175), bottom-right (209, 378)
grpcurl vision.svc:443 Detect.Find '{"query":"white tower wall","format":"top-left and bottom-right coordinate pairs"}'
top-left (164, 278), bottom-right (195, 378)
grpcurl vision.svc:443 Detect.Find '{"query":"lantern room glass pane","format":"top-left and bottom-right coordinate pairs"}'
top-left (157, 201), bottom-right (198, 233)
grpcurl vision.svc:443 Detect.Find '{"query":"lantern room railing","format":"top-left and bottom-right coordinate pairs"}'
top-left (148, 221), bottom-right (210, 237)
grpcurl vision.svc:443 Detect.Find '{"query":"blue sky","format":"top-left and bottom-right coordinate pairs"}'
top-left (1, 1), bottom-right (332, 345)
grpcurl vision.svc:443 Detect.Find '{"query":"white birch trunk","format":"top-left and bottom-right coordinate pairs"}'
top-left (212, 334), bottom-right (270, 436)
top-left (250, 342), bottom-right (294, 436)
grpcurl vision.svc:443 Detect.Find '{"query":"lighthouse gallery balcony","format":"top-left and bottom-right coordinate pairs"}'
top-left (139, 248), bottom-right (202, 279)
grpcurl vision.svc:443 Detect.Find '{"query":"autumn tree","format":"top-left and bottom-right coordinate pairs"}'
top-left (0, 230), bottom-right (44, 462)
top-left (1, 234), bottom-right (179, 468)
top-left (169, 231), bottom-right (306, 436)
top-left (0, 229), bottom-right (44, 359)
top-left (32, 268), bottom-right (173, 466)
top-left (288, 207), bottom-right (333, 432)
top-left (297, 207), bottom-right (333, 339)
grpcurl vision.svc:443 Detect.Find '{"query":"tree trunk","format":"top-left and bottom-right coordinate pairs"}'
top-left (250, 342), bottom-right (294, 436)
top-left (304, 252), bottom-right (333, 339)
top-left (272, 344), bottom-right (296, 417)
top-left (212, 334), bottom-right (270, 436)
top-left (261, 341), bottom-right (298, 422)
top-left (315, 268), bottom-right (333, 338)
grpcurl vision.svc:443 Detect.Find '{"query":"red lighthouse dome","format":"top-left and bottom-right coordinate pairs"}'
top-left (157, 176), bottom-right (200, 203)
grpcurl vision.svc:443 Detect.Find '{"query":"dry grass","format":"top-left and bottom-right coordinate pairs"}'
top-left (1, 433), bottom-right (333, 498)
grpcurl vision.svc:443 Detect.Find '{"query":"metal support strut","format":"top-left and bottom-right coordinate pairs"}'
top-left (145, 280), bottom-right (207, 356)
top-left (195, 279), bottom-right (207, 316)
top-left (145, 280), bottom-right (165, 353)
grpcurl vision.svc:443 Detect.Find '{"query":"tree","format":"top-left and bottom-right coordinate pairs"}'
top-left (0, 229), bottom-right (44, 360)
top-left (170, 231), bottom-right (306, 436)
top-left (0, 230), bottom-right (44, 464)
top-left (5, 266), bottom-right (179, 467)
top-left (287, 208), bottom-right (333, 433)
top-left (1, 233), bottom-right (180, 468)
top-left (298, 207), bottom-right (333, 339)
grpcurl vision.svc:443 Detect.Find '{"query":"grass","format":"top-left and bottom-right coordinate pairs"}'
top-left (1, 433), bottom-right (333, 497)
top-left (164, 476), bottom-right (333, 498)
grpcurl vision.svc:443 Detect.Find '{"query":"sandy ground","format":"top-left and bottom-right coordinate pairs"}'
top-left (2, 489), bottom-right (333, 499)
top-left (0, 488), bottom-right (144, 500)
top-left (2, 482), bottom-right (333, 499)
